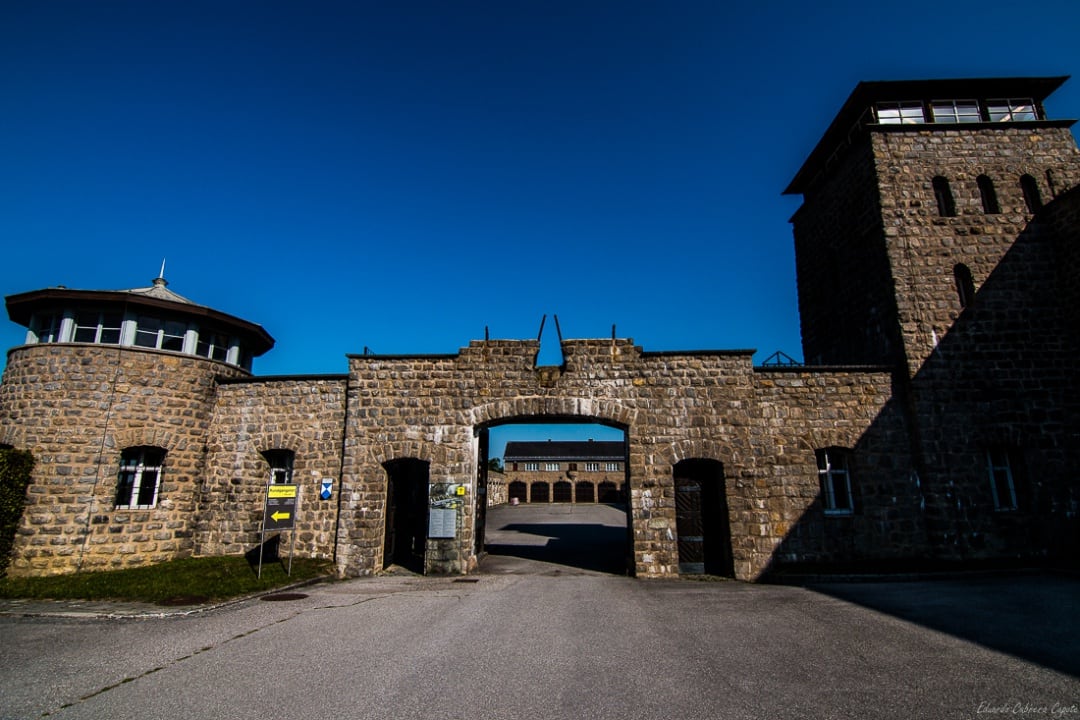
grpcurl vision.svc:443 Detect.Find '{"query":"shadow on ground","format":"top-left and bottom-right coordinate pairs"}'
top-left (482, 503), bottom-right (630, 575)
top-left (805, 573), bottom-right (1080, 678)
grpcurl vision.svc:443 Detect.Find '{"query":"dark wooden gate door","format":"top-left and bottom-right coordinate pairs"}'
top-left (383, 459), bottom-right (429, 573)
top-left (675, 475), bottom-right (705, 573)
top-left (674, 459), bottom-right (734, 577)
top-left (553, 481), bottom-right (572, 503)
top-left (475, 429), bottom-right (488, 554)
top-left (383, 469), bottom-right (398, 569)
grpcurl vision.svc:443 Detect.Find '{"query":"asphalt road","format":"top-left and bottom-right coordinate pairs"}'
top-left (0, 505), bottom-right (1076, 720)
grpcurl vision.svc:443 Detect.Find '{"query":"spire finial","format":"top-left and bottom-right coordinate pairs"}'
top-left (153, 258), bottom-right (168, 287)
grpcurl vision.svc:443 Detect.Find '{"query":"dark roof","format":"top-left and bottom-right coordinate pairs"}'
top-left (503, 440), bottom-right (624, 461)
top-left (785, 76), bottom-right (1072, 195)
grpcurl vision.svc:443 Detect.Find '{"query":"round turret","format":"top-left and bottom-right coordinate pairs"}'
top-left (0, 274), bottom-right (274, 575)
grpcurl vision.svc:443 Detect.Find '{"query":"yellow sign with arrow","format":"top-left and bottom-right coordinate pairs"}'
top-left (263, 484), bottom-right (298, 530)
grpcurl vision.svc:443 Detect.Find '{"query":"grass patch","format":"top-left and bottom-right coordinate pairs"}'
top-left (0, 556), bottom-right (333, 604)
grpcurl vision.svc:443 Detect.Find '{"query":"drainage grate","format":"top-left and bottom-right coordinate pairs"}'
top-left (452, 578), bottom-right (480, 583)
top-left (260, 592), bottom-right (309, 602)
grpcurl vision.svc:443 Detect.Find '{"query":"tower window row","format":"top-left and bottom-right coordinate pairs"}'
top-left (931, 173), bottom-right (1045, 217)
top-left (875, 97), bottom-right (1038, 125)
top-left (26, 308), bottom-right (253, 370)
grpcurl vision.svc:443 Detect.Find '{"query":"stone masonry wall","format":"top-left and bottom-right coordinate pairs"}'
top-left (0, 344), bottom-right (246, 575)
top-left (195, 376), bottom-right (347, 560)
top-left (871, 125), bottom-right (1080, 377)
top-left (792, 138), bottom-right (900, 366)
top-left (332, 338), bottom-right (909, 580)
top-left (869, 126), bottom-right (1080, 560)
top-left (752, 367), bottom-right (923, 570)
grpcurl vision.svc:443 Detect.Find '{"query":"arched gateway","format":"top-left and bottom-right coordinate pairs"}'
top-left (327, 338), bottom-right (837, 581)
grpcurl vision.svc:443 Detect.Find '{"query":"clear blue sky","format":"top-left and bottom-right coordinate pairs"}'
top-left (2, 0), bottom-right (1078, 383)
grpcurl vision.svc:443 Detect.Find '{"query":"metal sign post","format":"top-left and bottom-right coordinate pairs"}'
top-left (258, 484), bottom-right (299, 579)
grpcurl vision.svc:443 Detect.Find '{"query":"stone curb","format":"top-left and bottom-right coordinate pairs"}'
top-left (0, 575), bottom-right (331, 620)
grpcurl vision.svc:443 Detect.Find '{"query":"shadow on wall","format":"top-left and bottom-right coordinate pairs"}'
top-left (765, 187), bottom-right (1080, 577)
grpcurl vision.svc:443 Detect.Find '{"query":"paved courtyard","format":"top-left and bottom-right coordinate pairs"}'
top-left (0, 505), bottom-right (1076, 719)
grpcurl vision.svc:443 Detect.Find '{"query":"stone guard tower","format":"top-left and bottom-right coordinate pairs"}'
top-left (1, 274), bottom-right (273, 574)
top-left (786, 77), bottom-right (1080, 560)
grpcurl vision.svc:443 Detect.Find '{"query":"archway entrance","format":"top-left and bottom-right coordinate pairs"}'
top-left (674, 458), bottom-right (734, 577)
top-left (383, 458), bottom-right (429, 573)
top-left (475, 418), bottom-right (631, 575)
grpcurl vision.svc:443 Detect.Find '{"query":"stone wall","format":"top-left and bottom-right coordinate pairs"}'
top-left (791, 122), bottom-right (1080, 564)
top-left (752, 367), bottom-right (922, 571)
top-left (195, 376), bottom-right (347, 560)
top-left (792, 138), bottom-right (900, 366)
top-left (329, 339), bottom-right (912, 580)
top-left (0, 344), bottom-right (246, 575)
top-left (870, 125), bottom-right (1080, 377)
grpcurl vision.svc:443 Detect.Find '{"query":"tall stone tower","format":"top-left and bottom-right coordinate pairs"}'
top-left (786, 77), bottom-right (1080, 560)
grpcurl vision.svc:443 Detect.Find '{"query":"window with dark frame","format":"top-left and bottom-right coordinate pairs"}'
top-left (875, 101), bottom-right (925, 124)
top-left (987, 98), bottom-right (1037, 122)
top-left (33, 313), bottom-right (63, 343)
top-left (115, 447), bottom-right (165, 509)
top-left (986, 448), bottom-right (1019, 511)
top-left (930, 99), bottom-right (980, 123)
top-left (73, 311), bottom-right (123, 345)
top-left (816, 448), bottom-right (854, 514)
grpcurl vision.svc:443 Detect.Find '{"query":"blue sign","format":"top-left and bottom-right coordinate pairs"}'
top-left (320, 479), bottom-right (333, 500)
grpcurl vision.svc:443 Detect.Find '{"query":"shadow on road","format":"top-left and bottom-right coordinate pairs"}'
top-left (481, 503), bottom-right (630, 575)
top-left (805, 573), bottom-right (1080, 678)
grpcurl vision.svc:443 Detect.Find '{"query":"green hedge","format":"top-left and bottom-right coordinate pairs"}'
top-left (0, 448), bottom-right (34, 576)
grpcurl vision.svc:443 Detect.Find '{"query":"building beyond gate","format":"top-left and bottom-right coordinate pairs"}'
top-left (2, 76), bottom-right (1078, 580)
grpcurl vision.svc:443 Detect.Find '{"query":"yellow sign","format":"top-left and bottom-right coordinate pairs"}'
top-left (456, 486), bottom-right (466, 496)
top-left (268, 484), bottom-right (298, 499)
top-left (271, 511), bottom-right (291, 522)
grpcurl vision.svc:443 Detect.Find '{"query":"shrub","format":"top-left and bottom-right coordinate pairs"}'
top-left (0, 448), bottom-right (34, 576)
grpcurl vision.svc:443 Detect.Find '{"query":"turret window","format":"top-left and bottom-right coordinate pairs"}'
top-left (196, 331), bottom-right (231, 362)
top-left (30, 313), bottom-right (63, 343)
top-left (871, 97), bottom-right (1040, 126)
top-left (73, 311), bottom-right (123, 345)
top-left (930, 99), bottom-right (980, 123)
top-left (875, 101), bottom-right (925, 124)
top-left (987, 98), bottom-right (1037, 122)
top-left (134, 316), bottom-right (187, 351)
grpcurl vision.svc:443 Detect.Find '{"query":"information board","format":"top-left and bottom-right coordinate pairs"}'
top-left (263, 484), bottom-right (298, 531)
top-left (428, 508), bottom-right (456, 539)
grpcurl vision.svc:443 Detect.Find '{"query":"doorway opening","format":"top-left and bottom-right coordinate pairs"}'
top-left (674, 458), bottom-right (734, 577)
top-left (383, 458), bottom-right (429, 573)
top-left (476, 418), bottom-right (631, 575)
